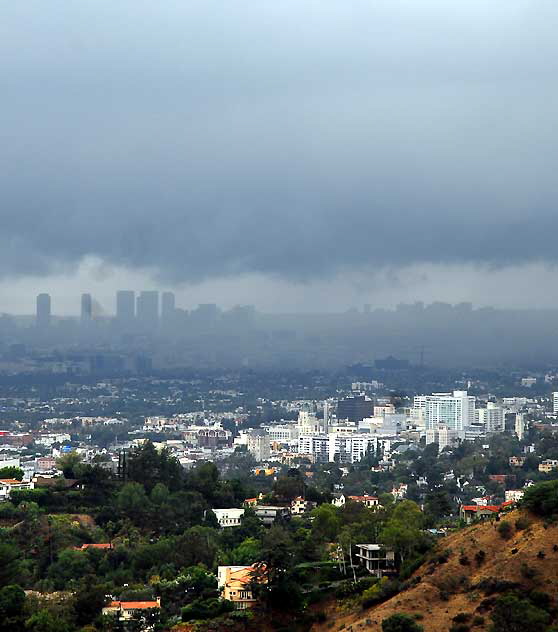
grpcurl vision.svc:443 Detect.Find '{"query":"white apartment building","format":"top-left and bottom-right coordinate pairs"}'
top-left (476, 402), bottom-right (504, 433)
top-left (414, 391), bottom-right (475, 437)
top-left (553, 392), bottom-right (558, 415)
top-left (328, 434), bottom-right (390, 464)
top-left (298, 434), bottom-right (329, 463)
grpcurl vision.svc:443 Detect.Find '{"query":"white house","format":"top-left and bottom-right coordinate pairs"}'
top-left (0, 479), bottom-right (34, 501)
top-left (212, 508), bottom-right (245, 528)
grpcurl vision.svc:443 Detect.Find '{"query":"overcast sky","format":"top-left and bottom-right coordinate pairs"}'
top-left (2, 1), bottom-right (558, 315)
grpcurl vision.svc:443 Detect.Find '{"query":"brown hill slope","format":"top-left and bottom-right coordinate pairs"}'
top-left (312, 509), bottom-right (558, 632)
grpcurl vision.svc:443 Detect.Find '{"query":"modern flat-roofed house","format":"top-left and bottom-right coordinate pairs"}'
top-left (217, 565), bottom-right (265, 610)
top-left (254, 505), bottom-right (290, 526)
top-left (212, 508), bottom-right (245, 528)
top-left (102, 598), bottom-right (161, 621)
top-left (354, 544), bottom-right (396, 576)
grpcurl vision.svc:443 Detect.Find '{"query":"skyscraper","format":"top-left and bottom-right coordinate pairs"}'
top-left (161, 291), bottom-right (176, 323)
top-left (81, 293), bottom-right (93, 323)
top-left (116, 291), bottom-right (135, 324)
top-left (36, 293), bottom-right (51, 329)
top-left (136, 291), bottom-right (159, 331)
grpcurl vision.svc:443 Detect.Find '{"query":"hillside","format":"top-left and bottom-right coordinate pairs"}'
top-left (312, 509), bottom-right (558, 632)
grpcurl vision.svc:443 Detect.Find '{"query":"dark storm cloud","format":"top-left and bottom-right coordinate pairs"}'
top-left (1, 1), bottom-right (558, 283)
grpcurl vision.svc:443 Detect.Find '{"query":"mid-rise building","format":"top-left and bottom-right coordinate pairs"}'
top-left (298, 434), bottom-right (329, 463)
top-left (337, 395), bottom-right (374, 422)
top-left (477, 402), bottom-right (504, 433)
top-left (553, 392), bottom-right (558, 415)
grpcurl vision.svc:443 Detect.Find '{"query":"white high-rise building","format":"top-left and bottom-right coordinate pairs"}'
top-left (477, 402), bottom-right (504, 433)
top-left (414, 391), bottom-right (475, 437)
top-left (553, 392), bottom-right (558, 415)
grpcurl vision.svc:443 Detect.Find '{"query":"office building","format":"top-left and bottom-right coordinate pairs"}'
top-left (116, 291), bottom-right (135, 324)
top-left (337, 395), bottom-right (374, 422)
top-left (81, 293), bottom-right (92, 323)
top-left (136, 291), bottom-right (159, 331)
top-left (36, 294), bottom-right (51, 329)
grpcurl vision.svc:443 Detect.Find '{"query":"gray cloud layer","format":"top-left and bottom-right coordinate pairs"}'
top-left (1, 1), bottom-right (558, 283)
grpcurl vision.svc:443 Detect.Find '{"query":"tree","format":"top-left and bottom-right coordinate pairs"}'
top-left (150, 482), bottom-right (170, 505)
top-left (56, 452), bottom-right (83, 479)
top-left (379, 501), bottom-right (425, 562)
top-left (115, 482), bottom-right (150, 522)
top-left (522, 479), bottom-right (558, 516)
top-left (0, 584), bottom-right (25, 632)
top-left (0, 543), bottom-right (21, 587)
top-left (381, 613), bottom-right (424, 632)
top-left (0, 466), bottom-right (23, 481)
top-left (311, 504), bottom-right (341, 541)
top-left (490, 594), bottom-right (550, 632)
top-left (126, 441), bottom-right (182, 492)
top-left (227, 537), bottom-right (263, 565)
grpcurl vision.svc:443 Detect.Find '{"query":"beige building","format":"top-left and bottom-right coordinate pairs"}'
top-left (217, 565), bottom-right (264, 610)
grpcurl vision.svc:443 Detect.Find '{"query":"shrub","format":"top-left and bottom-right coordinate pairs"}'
top-left (515, 515), bottom-right (531, 530)
top-left (520, 563), bottom-right (539, 581)
top-left (490, 593), bottom-right (550, 632)
top-left (452, 612), bottom-right (471, 623)
top-left (474, 550), bottom-right (486, 565)
top-left (449, 625), bottom-right (469, 632)
top-left (497, 520), bottom-right (513, 540)
top-left (459, 553), bottom-right (470, 566)
top-left (474, 577), bottom-right (519, 595)
top-left (471, 616), bottom-right (484, 626)
top-left (381, 613), bottom-right (424, 632)
top-left (528, 590), bottom-right (552, 611)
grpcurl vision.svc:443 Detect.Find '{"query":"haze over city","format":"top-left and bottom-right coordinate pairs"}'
top-left (2, 1), bottom-right (558, 315)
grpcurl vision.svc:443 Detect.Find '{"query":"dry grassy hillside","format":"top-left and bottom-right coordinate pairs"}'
top-left (312, 509), bottom-right (558, 632)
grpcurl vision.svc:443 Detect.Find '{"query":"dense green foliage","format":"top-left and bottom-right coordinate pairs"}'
top-left (522, 479), bottom-right (558, 517)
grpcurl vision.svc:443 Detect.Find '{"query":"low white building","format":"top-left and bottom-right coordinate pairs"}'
top-left (0, 478), bottom-right (34, 501)
top-left (212, 508), bottom-right (245, 528)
